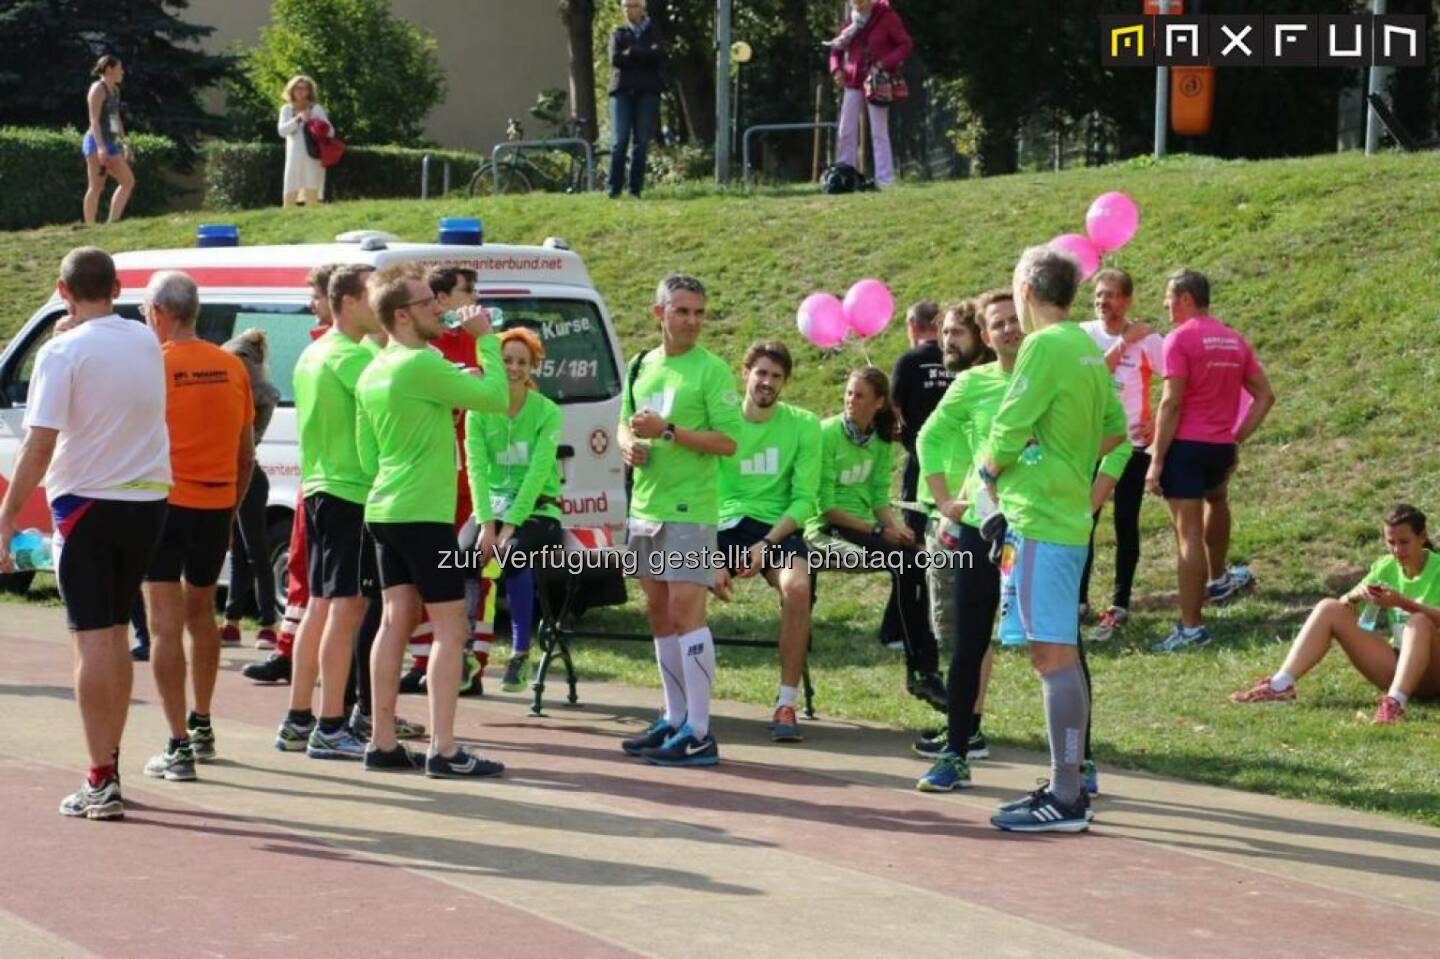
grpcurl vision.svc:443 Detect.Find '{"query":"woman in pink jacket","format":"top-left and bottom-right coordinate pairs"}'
top-left (827, 0), bottom-right (913, 188)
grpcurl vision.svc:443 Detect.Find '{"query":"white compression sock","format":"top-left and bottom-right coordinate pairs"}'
top-left (653, 634), bottom-right (686, 727)
top-left (1270, 671), bottom-right (1295, 692)
top-left (777, 684), bottom-right (799, 708)
top-left (679, 626), bottom-right (717, 739)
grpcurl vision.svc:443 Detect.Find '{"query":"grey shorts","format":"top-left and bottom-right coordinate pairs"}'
top-left (625, 519), bottom-right (719, 586)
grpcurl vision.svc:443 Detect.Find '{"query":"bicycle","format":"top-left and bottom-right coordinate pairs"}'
top-left (468, 117), bottom-right (602, 197)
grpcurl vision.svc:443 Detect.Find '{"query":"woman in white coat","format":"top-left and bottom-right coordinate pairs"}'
top-left (277, 75), bottom-right (328, 207)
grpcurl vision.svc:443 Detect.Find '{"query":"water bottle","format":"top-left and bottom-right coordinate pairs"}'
top-left (1019, 441), bottom-right (1044, 465)
top-left (937, 519), bottom-right (963, 551)
top-left (1390, 608), bottom-right (1410, 643)
top-left (1357, 603), bottom-right (1379, 631)
top-left (10, 528), bottom-right (53, 571)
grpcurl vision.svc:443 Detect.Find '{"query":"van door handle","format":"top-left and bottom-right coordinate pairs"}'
top-left (557, 444), bottom-right (575, 460)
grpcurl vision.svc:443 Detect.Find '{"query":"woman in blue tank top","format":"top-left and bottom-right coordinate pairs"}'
top-left (83, 55), bottom-right (136, 225)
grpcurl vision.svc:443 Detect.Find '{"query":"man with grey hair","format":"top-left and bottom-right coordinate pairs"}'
top-left (0, 247), bottom-right (170, 819)
top-left (977, 245), bottom-right (1128, 832)
top-left (618, 273), bottom-right (742, 765)
top-left (139, 270), bottom-right (255, 783)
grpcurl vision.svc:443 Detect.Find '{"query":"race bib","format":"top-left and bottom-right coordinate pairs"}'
top-left (490, 494), bottom-right (513, 519)
top-left (626, 518), bottom-right (662, 539)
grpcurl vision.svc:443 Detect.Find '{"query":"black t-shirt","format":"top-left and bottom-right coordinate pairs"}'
top-left (891, 340), bottom-right (954, 452)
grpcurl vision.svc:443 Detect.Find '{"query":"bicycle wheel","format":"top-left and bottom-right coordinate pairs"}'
top-left (468, 162), bottom-right (534, 197)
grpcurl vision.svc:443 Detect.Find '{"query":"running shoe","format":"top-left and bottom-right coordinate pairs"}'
top-left (906, 671), bottom-right (949, 712)
top-left (1082, 759), bottom-right (1099, 797)
top-left (243, 652), bottom-right (291, 684)
top-left (347, 707), bottom-right (427, 742)
top-left (460, 653), bottom-right (484, 697)
top-left (916, 752), bottom-right (972, 792)
top-left (1228, 677), bottom-right (1296, 704)
top-left (306, 725), bottom-right (367, 761)
top-left (912, 727), bottom-right (948, 759)
top-left (1152, 623), bottom-right (1212, 653)
top-left (187, 719), bottom-right (216, 762)
top-left (255, 627), bottom-right (278, 650)
top-left (144, 742), bottom-right (198, 782)
top-left (59, 778), bottom-right (123, 820)
top-left (1091, 607), bottom-right (1129, 643)
top-left (274, 715), bottom-right (316, 752)
top-left (399, 666), bottom-right (426, 695)
top-left (991, 787), bottom-right (1090, 833)
top-left (770, 705), bottom-right (803, 743)
top-left (220, 623), bottom-right (243, 647)
top-left (967, 731), bottom-right (991, 760)
top-left (1372, 695), bottom-right (1405, 725)
top-left (1208, 566), bottom-right (1256, 605)
top-left (364, 743), bottom-right (424, 772)
top-left (500, 655), bottom-right (529, 693)
top-left (641, 723), bottom-right (720, 767)
top-left (425, 747), bottom-right (505, 779)
top-left (621, 716), bottom-right (676, 757)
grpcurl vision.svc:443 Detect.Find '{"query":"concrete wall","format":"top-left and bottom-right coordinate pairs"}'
top-left (187, 0), bottom-right (569, 152)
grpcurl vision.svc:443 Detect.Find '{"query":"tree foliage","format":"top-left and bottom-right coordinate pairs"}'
top-left (0, 0), bottom-right (231, 156)
top-left (224, 0), bottom-right (446, 145)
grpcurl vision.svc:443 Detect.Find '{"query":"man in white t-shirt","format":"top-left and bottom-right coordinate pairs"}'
top-left (0, 247), bottom-right (170, 821)
top-left (1079, 268), bottom-right (1164, 642)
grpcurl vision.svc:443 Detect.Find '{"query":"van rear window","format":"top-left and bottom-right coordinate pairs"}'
top-left (481, 298), bottom-right (620, 404)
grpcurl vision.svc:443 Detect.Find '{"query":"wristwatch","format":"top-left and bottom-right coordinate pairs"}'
top-left (871, 521), bottom-right (884, 538)
top-left (660, 422), bottom-right (677, 442)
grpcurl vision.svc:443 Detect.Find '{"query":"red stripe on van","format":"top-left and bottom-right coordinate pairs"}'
top-left (117, 267), bottom-right (312, 290)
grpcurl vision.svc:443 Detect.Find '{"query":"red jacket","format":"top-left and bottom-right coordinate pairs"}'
top-left (829, 1), bottom-right (913, 90)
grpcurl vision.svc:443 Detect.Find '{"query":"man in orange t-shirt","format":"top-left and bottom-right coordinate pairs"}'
top-left (140, 270), bottom-right (255, 783)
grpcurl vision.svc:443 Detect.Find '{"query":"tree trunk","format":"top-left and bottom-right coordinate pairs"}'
top-left (647, 1), bottom-right (714, 144)
top-left (976, 123), bottom-right (1018, 176)
top-left (558, 0), bottom-right (597, 142)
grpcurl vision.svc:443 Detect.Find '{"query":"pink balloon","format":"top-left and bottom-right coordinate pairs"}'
top-left (843, 279), bottom-right (895, 339)
top-left (1050, 233), bottom-right (1101, 282)
top-left (1085, 191), bottom-right (1140, 253)
top-left (797, 292), bottom-right (847, 348)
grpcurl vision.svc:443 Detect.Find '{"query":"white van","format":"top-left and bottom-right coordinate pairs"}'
top-left (0, 231), bottom-right (628, 604)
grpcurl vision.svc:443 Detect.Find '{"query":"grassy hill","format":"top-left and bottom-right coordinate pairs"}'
top-left (5, 151), bottom-right (1440, 825)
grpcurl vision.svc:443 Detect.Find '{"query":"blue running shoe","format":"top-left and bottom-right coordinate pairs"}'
top-left (622, 716), bottom-right (677, 757)
top-left (991, 787), bottom-right (1090, 833)
top-left (916, 752), bottom-right (971, 793)
top-left (1152, 623), bottom-right (1213, 653)
top-left (641, 723), bottom-right (719, 767)
top-left (306, 725), bottom-right (366, 761)
top-left (1082, 759), bottom-right (1099, 796)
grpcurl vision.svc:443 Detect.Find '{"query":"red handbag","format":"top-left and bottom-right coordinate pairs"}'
top-left (306, 118), bottom-right (346, 168)
top-left (864, 65), bottom-right (909, 106)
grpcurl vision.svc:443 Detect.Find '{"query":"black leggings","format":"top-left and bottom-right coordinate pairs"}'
top-left (224, 464), bottom-right (277, 625)
top-left (947, 523), bottom-right (1093, 761)
top-left (1081, 448), bottom-right (1151, 611)
top-left (832, 526), bottom-right (937, 675)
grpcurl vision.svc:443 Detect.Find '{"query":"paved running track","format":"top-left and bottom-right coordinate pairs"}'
top-left (1, 605), bottom-right (1437, 958)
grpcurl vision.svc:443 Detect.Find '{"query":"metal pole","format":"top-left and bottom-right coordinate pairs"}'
top-left (715, 0), bottom-right (733, 183)
top-left (421, 154), bottom-right (431, 198)
top-left (1365, 0), bottom-right (1388, 155)
top-left (1153, 0), bottom-right (1172, 158)
top-left (442, 162), bottom-right (451, 195)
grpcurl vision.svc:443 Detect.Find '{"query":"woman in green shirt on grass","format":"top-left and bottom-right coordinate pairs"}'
top-left (807, 366), bottom-right (941, 705)
top-left (1230, 503), bottom-right (1440, 723)
top-left (465, 328), bottom-right (566, 692)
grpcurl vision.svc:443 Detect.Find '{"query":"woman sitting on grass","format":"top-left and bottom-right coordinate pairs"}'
top-left (1229, 504), bottom-right (1440, 723)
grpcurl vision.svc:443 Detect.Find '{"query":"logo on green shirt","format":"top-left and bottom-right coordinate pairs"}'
top-left (739, 447), bottom-right (780, 476)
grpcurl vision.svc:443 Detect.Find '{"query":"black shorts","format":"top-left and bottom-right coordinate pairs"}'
top-left (1160, 440), bottom-right (1237, 500)
top-left (304, 492), bottom-right (366, 599)
top-left (367, 521), bottom-right (465, 604)
top-left (717, 517), bottom-right (810, 576)
top-left (146, 505), bottom-right (232, 587)
top-left (54, 497), bottom-right (167, 632)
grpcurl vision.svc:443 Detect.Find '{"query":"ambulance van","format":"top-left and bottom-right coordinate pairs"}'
top-left (0, 228), bottom-right (628, 603)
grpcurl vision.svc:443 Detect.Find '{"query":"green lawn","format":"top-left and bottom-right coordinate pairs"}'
top-left (4, 151), bottom-right (1440, 826)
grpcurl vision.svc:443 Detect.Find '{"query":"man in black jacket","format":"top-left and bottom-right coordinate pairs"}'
top-left (609, 0), bottom-right (667, 199)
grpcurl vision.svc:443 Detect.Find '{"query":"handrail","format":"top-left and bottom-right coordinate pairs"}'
top-left (490, 138), bottom-right (595, 194)
top-left (743, 121), bottom-right (838, 189)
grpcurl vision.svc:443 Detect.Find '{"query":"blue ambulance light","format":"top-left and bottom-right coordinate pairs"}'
top-left (196, 224), bottom-right (240, 248)
top-left (438, 217), bottom-right (483, 246)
